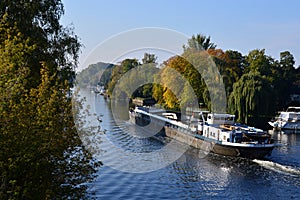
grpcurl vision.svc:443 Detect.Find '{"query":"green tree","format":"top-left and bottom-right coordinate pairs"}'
top-left (207, 49), bottom-right (244, 97)
top-left (155, 33), bottom-right (224, 111)
top-left (107, 58), bottom-right (139, 95)
top-left (272, 51), bottom-right (298, 108)
top-left (142, 52), bottom-right (157, 64)
top-left (0, 0), bottom-right (80, 88)
top-left (76, 62), bottom-right (114, 88)
top-left (121, 58), bottom-right (139, 73)
top-left (183, 34), bottom-right (216, 52)
top-left (0, 1), bottom-right (97, 199)
top-left (107, 65), bottom-right (123, 95)
top-left (135, 53), bottom-right (157, 98)
top-left (228, 72), bottom-right (274, 125)
top-left (245, 49), bottom-right (273, 76)
top-left (280, 51), bottom-right (295, 79)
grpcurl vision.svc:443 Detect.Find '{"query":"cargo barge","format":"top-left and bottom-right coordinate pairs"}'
top-left (130, 107), bottom-right (275, 159)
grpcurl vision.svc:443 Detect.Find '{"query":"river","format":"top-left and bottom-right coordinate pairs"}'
top-left (78, 89), bottom-right (300, 199)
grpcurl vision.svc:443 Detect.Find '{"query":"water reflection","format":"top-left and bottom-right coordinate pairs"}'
top-left (268, 130), bottom-right (300, 167)
top-left (269, 130), bottom-right (299, 146)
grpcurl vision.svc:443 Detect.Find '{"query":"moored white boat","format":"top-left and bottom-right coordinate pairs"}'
top-left (269, 107), bottom-right (300, 131)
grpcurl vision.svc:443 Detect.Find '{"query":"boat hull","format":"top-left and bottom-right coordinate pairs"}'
top-left (269, 121), bottom-right (300, 130)
top-left (165, 126), bottom-right (274, 159)
top-left (212, 143), bottom-right (274, 159)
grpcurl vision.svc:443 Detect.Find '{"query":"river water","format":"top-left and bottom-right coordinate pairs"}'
top-left (78, 90), bottom-right (300, 199)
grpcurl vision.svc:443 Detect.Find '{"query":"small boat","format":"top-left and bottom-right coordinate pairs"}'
top-left (268, 107), bottom-right (300, 130)
top-left (130, 107), bottom-right (275, 159)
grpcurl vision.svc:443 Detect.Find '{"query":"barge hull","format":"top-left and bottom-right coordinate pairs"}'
top-left (165, 126), bottom-right (273, 159)
top-left (212, 144), bottom-right (274, 159)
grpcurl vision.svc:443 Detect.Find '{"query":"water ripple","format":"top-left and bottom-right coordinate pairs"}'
top-left (79, 91), bottom-right (300, 199)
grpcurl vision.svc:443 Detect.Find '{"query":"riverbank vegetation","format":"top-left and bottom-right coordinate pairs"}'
top-left (0, 1), bottom-right (98, 199)
top-left (80, 35), bottom-right (300, 127)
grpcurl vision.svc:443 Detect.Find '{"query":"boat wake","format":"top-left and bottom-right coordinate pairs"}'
top-left (253, 159), bottom-right (300, 176)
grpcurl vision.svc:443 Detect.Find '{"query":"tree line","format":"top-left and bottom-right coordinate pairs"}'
top-left (100, 34), bottom-right (300, 127)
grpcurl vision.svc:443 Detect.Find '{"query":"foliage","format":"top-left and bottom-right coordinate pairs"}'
top-left (107, 58), bottom-right (139, 95)
top-left (133, 53), bottom-right (158, 98)
top-left (207, 49), bottom-right (244, 96)
top-left (157, 37), bottom-right (299, 122)
top-left (228, 71), bottom-right (274, 124)
top-left (244, 49), bottom-right (273, 77)
top-left (183, 34), bottom-right (216, 52)
top-left (87, 34), bottom-right (300, 126)
top-left (273, 51), bottom-right (299, 108)
top-left (0, 1), bottom-right (98, 199)
top-left (111, 63), bottom-right (159, 101)
top-left (153, 55), bottom-right (204, 110)
top-left (142, 52), bottom-right (157, 64)
top-left (76, 62), bottom-right (114, 88)
top-left (0, 0), bottom-right (80, 88)
top-left (108, 54), bottom-right (157, 99)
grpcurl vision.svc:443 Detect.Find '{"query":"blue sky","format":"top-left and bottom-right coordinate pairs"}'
top-left (61, 0), bottom-right (300, 71)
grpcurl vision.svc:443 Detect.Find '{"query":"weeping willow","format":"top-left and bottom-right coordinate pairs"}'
top-left (228, 71), bottom-right (274, 124)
